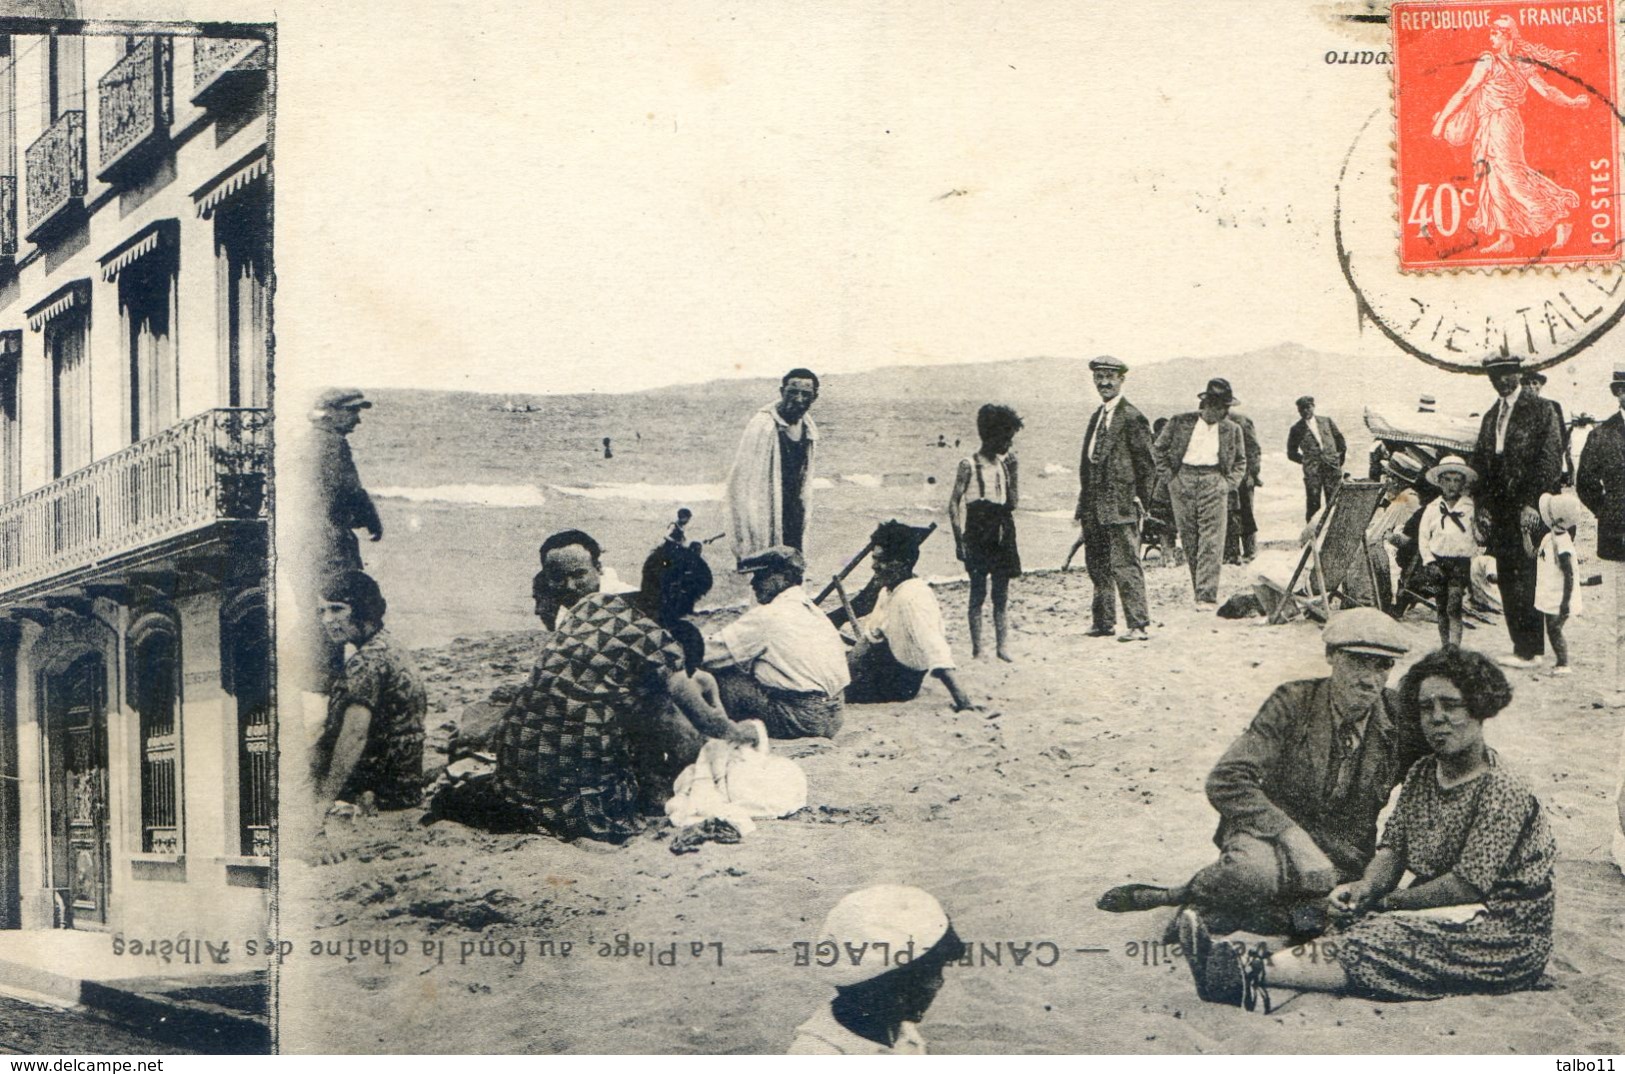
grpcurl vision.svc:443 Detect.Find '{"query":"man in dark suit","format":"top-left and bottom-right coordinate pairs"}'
top-left (1522, 369), bottom-right (1574, 486)
top-left (1473, 355), bottom-right (1564, 668)
top-left (1577, 368), bottom-right (1625, 869)
top-left (1224, 409), bottom-right (1262, 565)
top-left (1096, 609), bottom-right (1422, 936)
top-left (1286, 396), bottom-right (1347, 521)
top-left (1153, 378), bottom-right (1248, 604)
top-left (1577, 366), bottom-right (1625, 707)
top-left (1075, 356), bottom-right (1156, 642)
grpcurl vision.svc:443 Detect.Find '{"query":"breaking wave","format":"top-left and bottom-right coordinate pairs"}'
top-left (372, 484), bottom-right (549, 507)
top-left (549, 482), bottom-right (726, 502)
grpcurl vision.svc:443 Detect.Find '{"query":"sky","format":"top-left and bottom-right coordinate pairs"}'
top-left (270, 2), bottom-right (1410, 395)
top-left (60, 0), bottom-right (1625, 397)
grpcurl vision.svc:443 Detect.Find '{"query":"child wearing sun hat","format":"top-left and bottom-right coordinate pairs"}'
top-left (1419, 455), bottom-right (1482, 647)
top-left (1531, 491), bottom-right (1584, 674)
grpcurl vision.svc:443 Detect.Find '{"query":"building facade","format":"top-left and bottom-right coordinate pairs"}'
top-left (0, 27), bottom-right (272, 946)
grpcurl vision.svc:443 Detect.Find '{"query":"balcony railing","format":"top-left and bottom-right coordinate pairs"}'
top-left (0, 408), bottom-right (268, 597)
top-left (0, 177), bottom-right (15, 260)
top-left (98, 37), bottom-right (172, 182)
top-left (192, 37), bottom-right (267, 107)
top-left (25, 111), bottom-right (86, 241)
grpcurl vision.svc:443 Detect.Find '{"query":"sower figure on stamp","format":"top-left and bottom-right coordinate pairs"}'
top-left (1153, 378), bottom-right (1247, 605)
top-left (1430, 14), bottom-right (1589, 256)
top-left (726, 368), bottom-right (820, 564)
top-left (1286, 396), bottom-right (1346, 522)
top-left (1472, 355), bottom-right (1564, 669)
top-left (1073, 356), bottom-right (1155, 642)
top-left (1097, 609), bottom-right (1424, 939)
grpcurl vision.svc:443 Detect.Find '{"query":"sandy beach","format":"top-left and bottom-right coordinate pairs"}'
top-left (279, 543), bottom-right (1625, 1053)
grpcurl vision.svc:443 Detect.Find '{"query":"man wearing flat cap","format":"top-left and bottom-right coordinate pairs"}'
top-left (310, 388), bottom-right (384, 574)
top-left (1075, 356), bottom-right (1156, 641)
top-left (1286, 396), bottom-right (1347, 522)
top-left (703, 546), bottom-right (849, 738)
top-left (1098, 608), bottom-right (1426, 937)
top-left (1153, 378), bottom-right (1248, 604)
top-left (291, 388), bottom-right (385, 691)
top-left (1473, 355), bottom-right (1564, 669)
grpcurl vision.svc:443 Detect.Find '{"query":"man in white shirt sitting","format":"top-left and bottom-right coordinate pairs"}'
top-left (845, 521), bottom-right (979, 711)
top-left (704, 546), bottom-right (849, 738)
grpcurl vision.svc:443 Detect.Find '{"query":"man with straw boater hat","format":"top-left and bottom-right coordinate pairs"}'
top-left (1153, 377), bottom-right (1247, 604)
top-left (1472, 355), bottom-right (1564, 669)
top-left (1575, 365), bottom-right (1625, 871)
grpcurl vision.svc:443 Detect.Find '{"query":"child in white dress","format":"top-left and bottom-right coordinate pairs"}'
top-left (1530, 492), bottom-right (1583, 674)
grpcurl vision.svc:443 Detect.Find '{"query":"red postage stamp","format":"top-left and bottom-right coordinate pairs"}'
top-left (1392, 0), bottom-right (1620, 271)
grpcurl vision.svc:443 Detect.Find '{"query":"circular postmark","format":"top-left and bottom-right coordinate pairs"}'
top-left (1336, 103), bottom-right (1625, 373)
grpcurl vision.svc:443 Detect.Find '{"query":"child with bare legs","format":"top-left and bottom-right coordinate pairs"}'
top-left (1417, 456), bottom-right (1481, 648)
top-left (949, 405), bottom-right (1023, 662)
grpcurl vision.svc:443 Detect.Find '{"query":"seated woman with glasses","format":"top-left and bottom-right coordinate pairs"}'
top-left (1185, 646), bottom-right (1556, 1010)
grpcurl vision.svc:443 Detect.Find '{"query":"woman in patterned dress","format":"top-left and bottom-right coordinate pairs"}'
top-left (311, 570), bottom-right (428, 815)
top-left (493, 542), bottom-right (755, 843)
top-left (1187, 646), bottom-right (1556, 1008)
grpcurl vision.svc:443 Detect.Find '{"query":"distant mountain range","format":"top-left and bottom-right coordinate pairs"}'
top-left (383, 341), bottom-right (1504, 432)
top-left (354, 341), bottom-right (1619, 493)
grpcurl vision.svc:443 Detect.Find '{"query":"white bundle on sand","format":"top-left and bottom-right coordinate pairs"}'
top-left (666, 720), bottom-right (808, 834)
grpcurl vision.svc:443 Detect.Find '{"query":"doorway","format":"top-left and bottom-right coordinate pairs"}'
top-left (47, 653), bottom-right (108, 929)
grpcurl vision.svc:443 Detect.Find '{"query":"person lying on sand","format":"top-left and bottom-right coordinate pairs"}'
top-left (844, 521), bottom-right (981, 712)
top-left (703, 546), bottom-right (848, 739)
top-left (789, 885), bottom-right (967, 1054)
top-left (1183, 647), bottom-right (1556, 1009)
top-left (1097, 608), bottom-right (1426, 939)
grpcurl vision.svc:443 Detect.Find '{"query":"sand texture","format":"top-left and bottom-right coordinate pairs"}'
top-left (279, 557), bottom-right (1625, 1054)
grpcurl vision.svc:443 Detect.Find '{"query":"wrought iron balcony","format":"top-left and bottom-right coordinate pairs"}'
top-left (24, 111), bottom-right (86, 242)
top-left (192, 36), bottom-right (267, 108)
top-left (98, 36), bottom-right (173, 183)
top-left (0, 408), bottom-right (268, 598)
top-left (0, 177), bottom-right (15, 260)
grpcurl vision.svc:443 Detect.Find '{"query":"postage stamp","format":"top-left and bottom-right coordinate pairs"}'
top-left (1392, 0), bottom-right (1621, 271)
